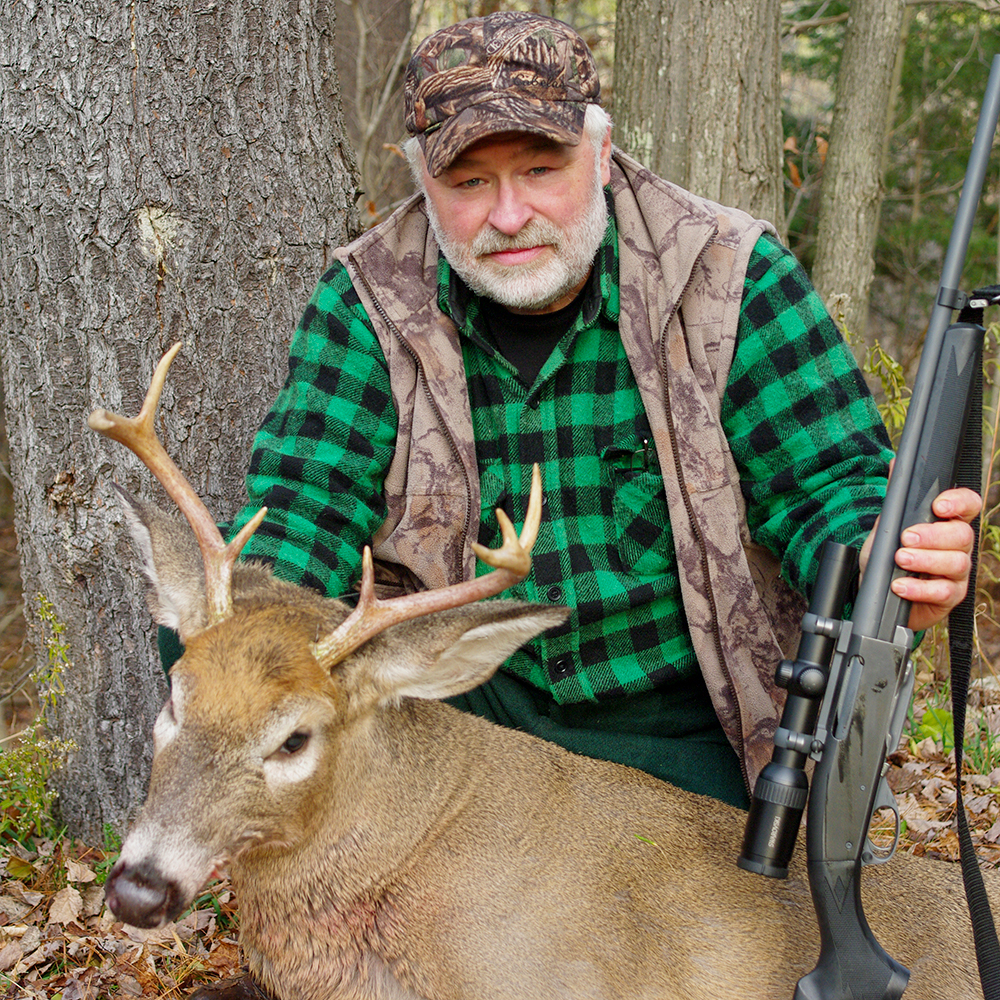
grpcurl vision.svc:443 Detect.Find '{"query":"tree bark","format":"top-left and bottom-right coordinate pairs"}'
top-left (811, 0), bottom-right (907, 338)
top-left (0, 0), bottom-right (359, 841)
top-left (612, 0), bottom-right (784, 235)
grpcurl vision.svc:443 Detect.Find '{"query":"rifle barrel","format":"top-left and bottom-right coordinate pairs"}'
top-left (852, 53), bottom-right (1000, 642)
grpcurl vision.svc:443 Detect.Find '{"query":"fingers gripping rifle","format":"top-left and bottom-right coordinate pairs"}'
top-left (739, 54), bottom-right (1000, 1000)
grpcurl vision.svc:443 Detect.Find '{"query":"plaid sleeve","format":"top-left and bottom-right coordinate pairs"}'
top-left (721, 233), bottom-right (893, 598)
top-left (227, 262), bottom-right (397, 596)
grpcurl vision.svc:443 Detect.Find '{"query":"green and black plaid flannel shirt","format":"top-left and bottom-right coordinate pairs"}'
top-left (230, 212), bottom-right (893, 705)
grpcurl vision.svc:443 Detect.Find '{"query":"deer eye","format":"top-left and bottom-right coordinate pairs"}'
top-left (280, 731), bottom-right (310, 755)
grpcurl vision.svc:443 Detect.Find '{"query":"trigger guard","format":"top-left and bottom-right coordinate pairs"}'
top-left (862, 778), bottom-right (900, 865)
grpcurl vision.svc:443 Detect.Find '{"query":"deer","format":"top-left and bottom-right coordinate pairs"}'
top-left (95, 345), bottom-right (997, 1000)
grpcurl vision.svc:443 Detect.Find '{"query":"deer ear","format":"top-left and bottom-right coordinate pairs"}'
top-left (363, 601), bottom-right (569, 703)
top-left (114, 484), bottom-right (209, 641)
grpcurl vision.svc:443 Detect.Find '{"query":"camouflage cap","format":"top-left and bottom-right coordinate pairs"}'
top-left (404, 11), bottom-right (601, 177)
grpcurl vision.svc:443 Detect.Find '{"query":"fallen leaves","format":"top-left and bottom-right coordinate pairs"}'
top-left (46, 887), bottom-right (83, 927)
top-left (0, 840), bottom-right (240, 999)
top-left (886, 706), bottom-right (1000, 866)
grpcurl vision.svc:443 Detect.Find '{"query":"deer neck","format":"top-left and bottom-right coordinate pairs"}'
top-left (229, 699), bottom-right (483, 995)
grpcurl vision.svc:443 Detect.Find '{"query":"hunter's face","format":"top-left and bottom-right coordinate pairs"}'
top-left (419, 128), bottom-right (612, 314)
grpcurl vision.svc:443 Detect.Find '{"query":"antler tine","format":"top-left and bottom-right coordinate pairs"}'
top-left (312, 464), bottom-right (545, 669)
top-left (88, 343), bottom-right (267, 625)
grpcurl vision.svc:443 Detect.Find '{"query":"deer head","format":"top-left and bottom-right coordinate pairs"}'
top-left (93, 345), bottom-right (565, 929)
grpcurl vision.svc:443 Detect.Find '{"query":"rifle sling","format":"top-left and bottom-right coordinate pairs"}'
top-left (951, 295), bottom-right (1000, 998)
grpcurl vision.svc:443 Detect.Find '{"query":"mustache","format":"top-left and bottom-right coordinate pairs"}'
top-left (471, 221), bottom-right (563, 257)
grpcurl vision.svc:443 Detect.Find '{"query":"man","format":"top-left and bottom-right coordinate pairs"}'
top-left (190, 12), bottom-right (977, 999)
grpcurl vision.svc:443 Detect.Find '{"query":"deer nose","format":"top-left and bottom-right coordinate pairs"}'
top-left (106, 858), bottom-right (187, 928)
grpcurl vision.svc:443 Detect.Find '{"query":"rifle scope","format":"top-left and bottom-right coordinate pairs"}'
top-left (738, 541), bottom-right (858, 878)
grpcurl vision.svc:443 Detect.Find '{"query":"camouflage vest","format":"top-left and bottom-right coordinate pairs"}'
top-left (333, 150), bottom-right (805, 787)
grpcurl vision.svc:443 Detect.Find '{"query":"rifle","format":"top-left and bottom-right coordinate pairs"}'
top-left (738, 53), bottom-right (1000, 1000)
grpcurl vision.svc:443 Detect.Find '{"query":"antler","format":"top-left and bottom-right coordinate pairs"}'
top-left (88, 343), bottom-right (267, 626)
top-left (312, 463), bottom-right (545, 669)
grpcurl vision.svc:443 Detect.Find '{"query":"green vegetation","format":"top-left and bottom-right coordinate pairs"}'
top-left (0, 594), bottom-right (77, 849)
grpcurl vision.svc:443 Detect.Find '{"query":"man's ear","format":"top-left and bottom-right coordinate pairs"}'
top-left (600, 125), bottom-right (612, 186)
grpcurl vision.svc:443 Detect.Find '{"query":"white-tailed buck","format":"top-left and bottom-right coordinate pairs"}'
top-left (97, 346), bottom-right (995, 1000)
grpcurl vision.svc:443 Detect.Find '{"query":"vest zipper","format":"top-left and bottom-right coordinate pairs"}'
top-left (353, 268), bottom-right (475, 580)
top-left (658, 232), bottom-right (752, 794)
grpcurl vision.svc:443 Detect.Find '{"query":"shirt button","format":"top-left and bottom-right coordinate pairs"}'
top-left (550, 657), bottom-right (573, 678)
top-left (547, 585), bottom-right (563, 602)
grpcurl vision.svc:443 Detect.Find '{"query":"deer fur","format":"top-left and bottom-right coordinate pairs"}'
top-left (105, 492), bottom-right (998, 1000)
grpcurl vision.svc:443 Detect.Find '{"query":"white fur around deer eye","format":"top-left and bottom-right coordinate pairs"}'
top-left (263, 737), bottom-right (320, 786)
top-left (260, 711), bottom-right (321, 786)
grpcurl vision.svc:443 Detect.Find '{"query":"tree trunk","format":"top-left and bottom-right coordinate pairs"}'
top-left (894, 11), bottom-right (924, 363)
top-left (811, 0), bottom-right (906, 338)
top-left (612, 0), bottom-right (784, 235)
top-left (0, 0), bottom-right (359, 841)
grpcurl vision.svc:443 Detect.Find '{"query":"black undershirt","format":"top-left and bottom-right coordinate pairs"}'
top-left (481, 285), bottom-right (587, 386)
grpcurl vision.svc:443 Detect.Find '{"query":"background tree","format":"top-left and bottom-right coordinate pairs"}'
top-left (875, 5), bottom-right (999, 362)
top-left (612, 0), bottom-right (785, 235)
top-left (335, 0), bottom-right (419, 225)
top-left (809, 0), bottom-right (907, 338)
top-left (782, 2), bottom-right (998, 354)
top-left (0, 0), bottom-right (359, 841)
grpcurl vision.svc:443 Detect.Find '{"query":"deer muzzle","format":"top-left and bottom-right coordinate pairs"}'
top-left (105, 857), bottom-right (190, 928)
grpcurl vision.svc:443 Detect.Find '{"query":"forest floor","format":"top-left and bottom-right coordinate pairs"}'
top-left (2, 514), bottom-right (1000, 997)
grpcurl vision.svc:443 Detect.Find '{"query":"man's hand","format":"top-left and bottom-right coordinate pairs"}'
top-left (859, 486), bottom-right (981, 633)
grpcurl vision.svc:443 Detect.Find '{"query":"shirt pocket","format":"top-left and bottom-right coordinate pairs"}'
top-left (476, 465), bottom-right (512, 549)
top-left (603, 445), bottom-right (675, 578)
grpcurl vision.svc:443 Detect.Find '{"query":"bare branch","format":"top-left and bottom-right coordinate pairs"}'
top-left (783, 0), bottom-right (998, 35)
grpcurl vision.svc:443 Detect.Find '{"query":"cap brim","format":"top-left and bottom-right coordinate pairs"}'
top-left (421, 99), bottom-right (586, 177)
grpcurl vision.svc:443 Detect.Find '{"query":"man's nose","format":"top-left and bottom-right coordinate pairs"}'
top-left (487, 181), bottom-right (532, 235)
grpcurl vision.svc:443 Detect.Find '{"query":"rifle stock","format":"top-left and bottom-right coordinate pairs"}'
top-left (799, 626), bottom-right (914, 1000)
top-left (740, 53), bottom-right (1000, 1000)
